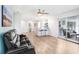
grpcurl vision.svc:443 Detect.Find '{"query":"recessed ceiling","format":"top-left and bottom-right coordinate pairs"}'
top-left (10, 5), bottom-right (79, 16)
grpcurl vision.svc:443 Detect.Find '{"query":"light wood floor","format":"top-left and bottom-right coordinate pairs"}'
top-left (25, 32), bottom-right (79, 54)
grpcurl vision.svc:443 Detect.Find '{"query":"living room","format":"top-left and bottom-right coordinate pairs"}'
top-left (0, 5), bottom-right (79, 54)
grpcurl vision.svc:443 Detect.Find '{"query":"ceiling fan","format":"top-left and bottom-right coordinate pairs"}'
top-left (37, 9), bottom-right (48, 15)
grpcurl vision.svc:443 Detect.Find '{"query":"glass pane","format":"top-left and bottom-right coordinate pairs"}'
top-left (66, 16), bottom-right (79, 43)
top-left (59, 19), bottom-right (67, 38)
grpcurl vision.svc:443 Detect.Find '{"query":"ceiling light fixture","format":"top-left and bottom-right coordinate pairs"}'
top-left (37, 9), bottom-right (48, 16)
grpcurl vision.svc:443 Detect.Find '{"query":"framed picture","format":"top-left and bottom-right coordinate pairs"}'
top-left (2, 5), bottom-right (12, 27)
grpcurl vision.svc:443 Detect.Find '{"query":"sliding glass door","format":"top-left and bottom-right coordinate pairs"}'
top-left (66, 16), bottom-right (77, 42)
top-left (59, 16), bottom-right (79, 43)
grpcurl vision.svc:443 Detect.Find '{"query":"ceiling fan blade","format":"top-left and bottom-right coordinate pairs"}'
top-left (42, 10), bottom-right (45, 13)
top-left (37, 9), bottom-right (48, 15)
top-left (43, 13), bottom-right (48, 14)
top-left (38, 9), bottom-right (41, 12)
top-left (45, 12), bottom-right (48, 14)
top-left (42, 10), bottom-right (48, 14)
top-left (37, 9), bottom-right (41, 14)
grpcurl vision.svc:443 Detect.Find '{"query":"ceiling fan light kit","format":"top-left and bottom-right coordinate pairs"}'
top-left (37, 9), bottom-right (48, 16)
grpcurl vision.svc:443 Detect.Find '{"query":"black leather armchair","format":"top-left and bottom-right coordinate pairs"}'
top-left (3, 29), bottom-right (35, 54)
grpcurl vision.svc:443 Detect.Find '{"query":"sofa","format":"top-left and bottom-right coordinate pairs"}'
top-left (3, 29), bottom-right (35, 54)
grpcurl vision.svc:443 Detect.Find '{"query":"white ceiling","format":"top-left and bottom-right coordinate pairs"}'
top-left (10, 5), bottom-right (79, 16)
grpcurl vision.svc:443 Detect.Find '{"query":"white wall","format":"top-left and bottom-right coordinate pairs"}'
top-left (48, 16), bottom-right (59, 37)
top-left (13, 12), bottom-right (26, 34)
top-left (13, 12), bottom-right (33, 34)
top-left (13, 12), bottom-right (21, 34)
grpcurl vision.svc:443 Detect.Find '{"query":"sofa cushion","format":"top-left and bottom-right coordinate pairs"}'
top-left (10, 34), bottom-right (20, 47)
top-left (11, 31), bottom-right (16, 40)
